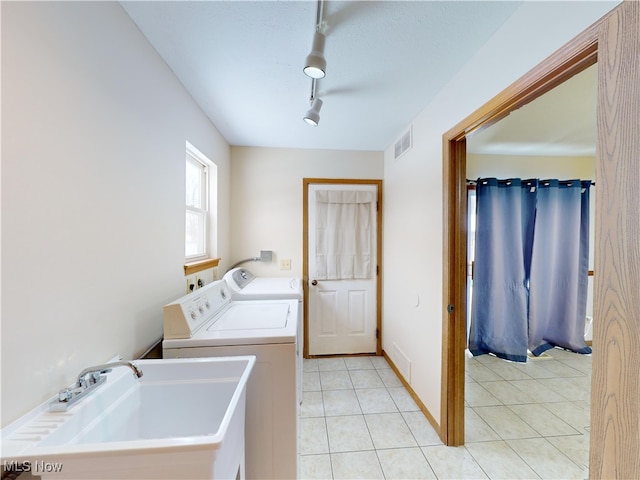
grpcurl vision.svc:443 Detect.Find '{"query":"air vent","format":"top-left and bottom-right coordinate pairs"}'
top-left (394, 126), bottom-right (413, 160)
top-left (392, 342), bottom-right (411, 382)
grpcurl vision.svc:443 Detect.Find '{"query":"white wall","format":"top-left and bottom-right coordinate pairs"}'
top-left (229, 147), bottom-right (383, 277)
top-left (1, 2), bottom-right (230, 426)
top-left (382, 1), bottom-right (618, 426)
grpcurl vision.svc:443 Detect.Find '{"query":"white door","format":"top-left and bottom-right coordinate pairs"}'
top-left (308, 183), bottom-right (378, 355)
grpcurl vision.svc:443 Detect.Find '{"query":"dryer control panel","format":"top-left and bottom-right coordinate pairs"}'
top-left (223, 267), bottom-right (255, 292)
top-left (164, 279), bottom-right (231, 339)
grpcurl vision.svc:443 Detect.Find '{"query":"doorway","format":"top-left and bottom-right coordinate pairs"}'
top-left (461, 65), bottom-right (597, 466)
top-left (441, 16), bottom-right (597, 446)
top-left (442, 3), bottom-right (640, 479)
top-left (302, 178), bottom-right (383, 358)
top-left (441, 17), bottom-right (600, 448)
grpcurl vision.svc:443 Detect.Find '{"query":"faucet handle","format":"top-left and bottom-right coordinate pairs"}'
top-left (58, 388), bottom-right (73, 402)
top-left (79, 371), bottom-right (105, 388)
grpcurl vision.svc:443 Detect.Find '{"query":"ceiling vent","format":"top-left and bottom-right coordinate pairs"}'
top-left (394, 126), bottom-right (413, 160)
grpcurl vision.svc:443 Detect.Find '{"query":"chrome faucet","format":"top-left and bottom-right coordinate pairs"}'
top-left (76, 361), bottom-right (143, 387)
top-left (50, 361), bottom-right (143, 412)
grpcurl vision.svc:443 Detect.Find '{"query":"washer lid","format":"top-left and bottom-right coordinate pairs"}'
top-left (165, 298), bottom-right (299, 347)
top-left (207, 303), bottom-right (290, 331)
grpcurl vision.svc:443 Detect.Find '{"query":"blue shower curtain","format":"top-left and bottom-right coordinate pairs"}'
top-left (469, 178), bottom-right (591, 362)
top-left (528, 180), bottom-right (592, 355)
top-left (468, 178), bottom-right (537, 362)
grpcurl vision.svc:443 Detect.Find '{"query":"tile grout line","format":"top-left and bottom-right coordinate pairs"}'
top-left (322, 358), bottom-right (441, 479)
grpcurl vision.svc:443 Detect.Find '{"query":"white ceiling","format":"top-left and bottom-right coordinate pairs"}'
top-left (120, 0), bottom-right (523, 151)
top-left (120, 1), bottom-right (596, 156)
top-left (468, 63), bottom-right (597, 157)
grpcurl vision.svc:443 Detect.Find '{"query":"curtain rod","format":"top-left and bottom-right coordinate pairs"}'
top-left (466, 179), bottom-right (595, 186)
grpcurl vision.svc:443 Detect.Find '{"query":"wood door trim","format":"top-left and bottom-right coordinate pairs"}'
top-left (302, 178), bottom-right (383, 358)
top-left (441, 10), bottom-right (614, 447)
top-left (591, 3), bottom-right (640, 477)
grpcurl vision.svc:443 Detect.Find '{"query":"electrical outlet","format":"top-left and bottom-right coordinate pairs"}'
top-left (186, 275), bottom-right (196, 294)
top-left (280, 259), bottom-right (291, 270)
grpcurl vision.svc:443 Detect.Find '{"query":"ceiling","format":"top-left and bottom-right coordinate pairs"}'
top-left (120, 1), bottom-right (523, 151)
top-left (120, 1), bottom-right (596, 156)
top-left (468, 63), bottom-right (597, 157)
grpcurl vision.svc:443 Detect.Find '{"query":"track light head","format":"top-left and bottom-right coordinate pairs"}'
top-left (303, 98), bottom-right (323, 126)
top-left (303, 32), bottom-right (327, 79)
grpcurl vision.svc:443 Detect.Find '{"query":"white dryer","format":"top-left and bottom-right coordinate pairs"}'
top-left (223, 267), bottom-right (302, 301)
top-left (163, 279), bottom-right (298, 480)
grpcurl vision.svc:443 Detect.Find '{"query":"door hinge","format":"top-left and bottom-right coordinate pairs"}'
top-left (376, 265), bottom-right (379, 276)
top-left (447, 304), bottom-right (454, 313)
top-left (376, 328), bottom-right (379, 339)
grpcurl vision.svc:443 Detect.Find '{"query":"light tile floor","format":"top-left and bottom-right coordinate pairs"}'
top-left (299, 349), bottom-right (591, 479)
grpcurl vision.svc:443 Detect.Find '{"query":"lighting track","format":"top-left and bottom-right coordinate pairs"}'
top-left (303, 0), bottom-right (326, 125)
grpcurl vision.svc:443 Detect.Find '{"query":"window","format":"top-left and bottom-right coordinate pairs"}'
top-left (467, 187), bottom-right (476, 336)
top-left (185, 143), bottom-right (214, 260)
top-left (467, 187), bottom-right (477, 276)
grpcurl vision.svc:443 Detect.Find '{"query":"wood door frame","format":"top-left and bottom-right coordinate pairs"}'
top-left (441, 13), bottom-right (607, 446)
top-left (302, 178), bottom-right (383, 358)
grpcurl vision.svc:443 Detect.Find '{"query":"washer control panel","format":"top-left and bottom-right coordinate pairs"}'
top-left (164, 279), bottom-right (230, 339)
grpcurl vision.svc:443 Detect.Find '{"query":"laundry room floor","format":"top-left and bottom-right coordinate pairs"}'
top-left (299, 349), bottom-right (591, 479)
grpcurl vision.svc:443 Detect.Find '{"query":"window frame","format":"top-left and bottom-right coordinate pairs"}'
top-left (185, 143), bottom-right (211, 261)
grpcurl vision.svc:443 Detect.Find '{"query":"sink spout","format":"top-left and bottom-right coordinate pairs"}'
top-left (77, 361), bottom-right (143, 387)
top-left (50, 361), bottom-right (143, 412)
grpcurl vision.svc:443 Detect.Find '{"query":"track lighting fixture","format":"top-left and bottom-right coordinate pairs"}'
top-left (302, 0), bottom-right (326, 125)
top-left (303, 97), bottom-right (323, 126)
top-left (303, 0), bottom-right (326, 79)
top-left (303, 31), bottom-right (327, 79)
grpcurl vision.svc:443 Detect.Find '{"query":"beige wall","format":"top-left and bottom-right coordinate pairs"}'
top-left (382, 1), bottom-right (617, 425)
top-left (1, 2), bottom-right (231, 426)
top-left (229, 147), bottom-right (383, 277)
top-left (467, 154), bottom-right (595, 181)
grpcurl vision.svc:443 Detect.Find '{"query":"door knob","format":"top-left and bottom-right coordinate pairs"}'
top-left (311, 280), bottom-right (318, 286)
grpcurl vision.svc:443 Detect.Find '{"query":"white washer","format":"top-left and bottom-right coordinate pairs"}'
top-left (163, 279), bottom-right (298, 480)
top-left (223, 268), bottom-right (304, 405)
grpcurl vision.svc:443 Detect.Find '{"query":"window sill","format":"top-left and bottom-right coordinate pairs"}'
top-left (184, 258), bottom-right (220, 276)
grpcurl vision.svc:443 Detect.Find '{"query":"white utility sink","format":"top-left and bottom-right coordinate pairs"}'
top-left (1, 356), bottom-right (255, 479)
